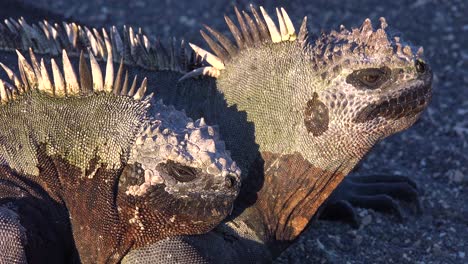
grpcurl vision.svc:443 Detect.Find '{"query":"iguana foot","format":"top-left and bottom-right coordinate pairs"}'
top-left (318, 175), bottom-right (421, 227)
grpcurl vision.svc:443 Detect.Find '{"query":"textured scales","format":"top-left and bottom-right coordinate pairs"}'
top-left (0, 5), bottom-right (433, 263)
top-left (0, 49), bottom-right (240, 263)
top-left (178, 5), bottom-right (432, 243)
top-left (0, 17), bottom-right (200, 73)
top-left (158, 5), bottom-right (431, 261)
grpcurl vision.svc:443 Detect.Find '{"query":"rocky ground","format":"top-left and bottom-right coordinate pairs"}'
top-left (5, 0), bottom-right (468, 263)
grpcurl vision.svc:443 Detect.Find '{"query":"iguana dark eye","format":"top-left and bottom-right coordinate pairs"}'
top-left (362, 73), bottom-right (379, 83)
top-left (346, 67), bottom-right (391, 90)
top-left (163, 160), bottom-right (198, 182)
top-left (415, 60), bottom-right (426, 74)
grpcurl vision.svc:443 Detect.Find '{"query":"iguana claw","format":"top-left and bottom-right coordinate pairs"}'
top-left (319, 174), bottom-right (421, 226)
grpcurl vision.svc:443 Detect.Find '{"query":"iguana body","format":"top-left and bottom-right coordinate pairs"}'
top-left (0, 5), bottom-right (432, 263)
top-left (125, 6), bottom-right (432, 262)
top-left (0, 49), bottom-right (240, 263)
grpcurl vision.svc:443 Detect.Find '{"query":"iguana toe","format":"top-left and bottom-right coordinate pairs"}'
top-left (316, 199), bottom-right (361, 228)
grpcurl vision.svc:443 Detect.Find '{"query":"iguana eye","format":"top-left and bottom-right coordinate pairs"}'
top-left (163, 160), bottom-right (198, 182)
top-left (346, 67), bottom-right (391, 89)
top-left (362, 73), bottom-right (379, 83)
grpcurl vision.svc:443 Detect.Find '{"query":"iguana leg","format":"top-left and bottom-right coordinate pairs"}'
top-left (0, 200), bottom-right (77, 264)
top-left (0, 172), bottom-right (78, 264)
top-left (0, 206), bottom-right (27, 264)
top-left (318, 174), bottom-right (420, 226)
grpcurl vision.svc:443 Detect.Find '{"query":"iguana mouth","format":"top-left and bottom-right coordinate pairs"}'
top-left (354, 73), bottom-right (432, 123)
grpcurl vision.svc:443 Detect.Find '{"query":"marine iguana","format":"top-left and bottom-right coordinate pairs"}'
top-left (0, 5), bottom-right (432, 263)
top-left (0, 49), bottom-right (240, 263)
top-left (123, 6), bottom-right (432, 263)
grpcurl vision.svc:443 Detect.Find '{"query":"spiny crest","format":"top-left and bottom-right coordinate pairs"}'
top-left (182, 6), bottom-right (426, 81)
top-left (180, 5), bottom-right (308, 81)
top-left (310, 17), bottom-right (425, 73)
top-left (0, 17), bottom-right (200, 73)
top-left (0, 48), bottom-right (148, 103)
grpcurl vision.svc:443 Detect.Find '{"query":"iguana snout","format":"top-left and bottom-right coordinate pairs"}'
top-left (320, 59), bottom-right (432, 139)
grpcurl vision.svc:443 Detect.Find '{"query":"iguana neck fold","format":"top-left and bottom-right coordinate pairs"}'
top-left (231, 151), bottom-right (355, 246)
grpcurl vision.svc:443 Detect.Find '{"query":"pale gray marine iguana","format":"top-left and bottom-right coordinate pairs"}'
top-left (0, 4), bottom-right (432, 263)
top-left (0, 49), bottom-right (241, 263)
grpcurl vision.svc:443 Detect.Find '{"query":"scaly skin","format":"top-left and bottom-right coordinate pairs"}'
top-left (126, 6), bottom-right (432, 262)
top-left (0, 50), bottom-right (240, 263)
top-left (0, 5), bottom-right (432, 263)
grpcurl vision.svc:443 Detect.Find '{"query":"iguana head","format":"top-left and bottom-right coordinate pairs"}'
top-left (121, 98), bottom-right (241, 235)
top-left (182, 5), bottom-right (432, 241)
top-left (308, 17), bottom-right (432, 145)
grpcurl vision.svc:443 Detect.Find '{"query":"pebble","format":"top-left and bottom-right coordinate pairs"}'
top-left (353, 235), bottom-right (363, 246)
top-left (448, 169), bottom-right (465, 183)
top-left (403, 253), bottom-right (411, 261)
top-left (361, 214), bottom-right (372, 226)
top-left (316, 239), bottom-right (325, 250)
top-left (358, 209), bottom-right (368, 217)
top-left (433, 244), bottom-right (442, 255)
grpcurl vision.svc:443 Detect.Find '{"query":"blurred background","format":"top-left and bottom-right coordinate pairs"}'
top-left (1, 0), bottom-right (467, 263)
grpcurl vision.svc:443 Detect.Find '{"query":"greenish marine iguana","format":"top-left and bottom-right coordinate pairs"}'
top-left (0, 49), bottom-right (240, 263)
top-left (0, 4), bottom-right (432, 263)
